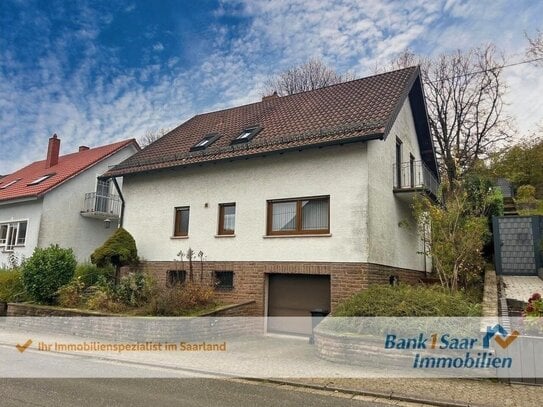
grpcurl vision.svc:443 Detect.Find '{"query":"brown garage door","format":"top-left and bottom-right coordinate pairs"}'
top-left (267, 274), bottom-right (330, 335)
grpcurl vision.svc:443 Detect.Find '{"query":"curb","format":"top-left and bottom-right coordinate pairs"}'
top-left (248, 378), bottom-right (485, 407)
top-left (1, 340), bottom-right (485, 407)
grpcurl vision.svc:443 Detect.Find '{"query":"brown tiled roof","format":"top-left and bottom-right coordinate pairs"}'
top-left (106, 66), bottom-right (425, 177)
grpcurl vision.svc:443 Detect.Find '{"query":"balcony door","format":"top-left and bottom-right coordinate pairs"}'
top-left (95, 179), bottom-right (111, 213)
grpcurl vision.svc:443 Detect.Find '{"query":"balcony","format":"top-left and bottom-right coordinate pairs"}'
top-left (80, 192), bottom-right (121, 220)
top-left (393, 160), bottom-right (439, 201)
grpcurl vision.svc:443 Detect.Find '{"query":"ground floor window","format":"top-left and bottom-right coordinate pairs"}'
top-left (167, 270), bottom-right (186, 287)
top-left (214, 271), bottom-right (234, 290)
top-left (0, 220), bottom-right (28, 251)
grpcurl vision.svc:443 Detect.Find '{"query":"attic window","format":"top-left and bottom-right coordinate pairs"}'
top-left (190, 133), bottom-right (220, 151)
top-left (27, 173), bottom-right (55, 186)
top-left (231, 126), bottom-right (262, 145)
top-left (0, 179), bottom-right (20, 190)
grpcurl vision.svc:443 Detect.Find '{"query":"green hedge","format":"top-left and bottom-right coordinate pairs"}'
top-left (22, 245), bottom-right (77, 304)
top-left (333, 284), bottom-right (481, 317)
top-left (0, 269), bottom-right (27, 302)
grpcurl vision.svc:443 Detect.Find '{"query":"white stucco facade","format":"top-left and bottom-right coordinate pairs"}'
top-left (0, 144), bottom-right (138, 265)
top-left (0, 199), bottom-right (42, 267)
top-left (122, 99), bottom-right (430, 271)
top-left (123, 143), bottom-right (370, 263)
top-left (366, 99), bottom-right (428, 271)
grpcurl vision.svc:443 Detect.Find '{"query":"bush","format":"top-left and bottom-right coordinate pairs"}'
top-left (333, 284), bottom-right (481, 317)
top-left (86, 287), bottom-right (126, 313)
top-left (91, 228), bottom-right (138, 284)
top-left (147, 283), bottom-right (215, 316)
top-left (74, 263), bottom-right (114, 287)
top-left (22, 245), bottom-right (77, 304)
top-left (57, 279), bottom-right (85, 308)
top-left (0, 269), bottom-right (27, 302)
top-left (116, 272), bottom-right (153, 307)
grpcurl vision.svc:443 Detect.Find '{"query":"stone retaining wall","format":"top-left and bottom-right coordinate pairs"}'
top-left (482, 269), bottom-right (499, 317)
top-left (3, 301), bottom-right (262, 342)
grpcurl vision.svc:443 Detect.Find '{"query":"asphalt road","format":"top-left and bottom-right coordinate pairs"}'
top-left (0, 378), bottom-right (400, 407)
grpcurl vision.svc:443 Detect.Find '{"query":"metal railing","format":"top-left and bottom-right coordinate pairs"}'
top-left (82, 192), bottom-right (121, 217)
top-left (393, 160), bottom-right (439, 198)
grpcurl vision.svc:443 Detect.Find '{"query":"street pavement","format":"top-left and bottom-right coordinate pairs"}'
top-left (0, 378), bottom-right (417, 407)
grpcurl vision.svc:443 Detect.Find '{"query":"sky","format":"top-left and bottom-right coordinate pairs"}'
top-left (0, 0), bottom-right (542, 175)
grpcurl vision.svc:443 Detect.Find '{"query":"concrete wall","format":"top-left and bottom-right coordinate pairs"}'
top-left (39, 144), bottom-right (138, 262)
top-left (123, 144), bottom-right (370, 263)
top-left (366, 99), bottom-right (428, 272)
top-left (0, 199), bottom-right (43, 267)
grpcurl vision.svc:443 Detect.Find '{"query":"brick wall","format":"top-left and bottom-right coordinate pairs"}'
top-left (142, 261), bottom-right (425, 316)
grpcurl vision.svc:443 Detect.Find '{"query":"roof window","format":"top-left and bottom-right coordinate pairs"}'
top-left (27, 173), bottom-right (55, 186)
top-left (231, 126), bottom-right (262, 145)
top-left (0, 179), bottom-right (21, 190)
top-left (190, 133), bottom-right (220, 151)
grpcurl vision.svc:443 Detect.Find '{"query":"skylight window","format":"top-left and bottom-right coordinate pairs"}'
top-left (190, 133), bottom-right (220, 151)
top-left (27, 173), bottom-right (55, 186)
top-left (231, 126), bottom-right (262, 145)
top-left (0, 179), bottom-right (20, 190)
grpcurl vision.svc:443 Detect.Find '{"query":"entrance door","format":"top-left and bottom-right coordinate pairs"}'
top-left (267, 274), bottom-right (330, 335)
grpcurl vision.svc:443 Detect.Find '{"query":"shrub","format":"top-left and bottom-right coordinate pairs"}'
top-left (22, 245), bottom-right (77, 304)
top-left (333, 284), bottom-right (481, 317)
top-left (516, 185), bottom-right (537, 202)
top-left (147, 283), bottom-right (215, 316)
top-left (91, 228), bottom-right (138, 284)
top-left (0, 269), bottom-right (27, 302)
top-left (74, 263), bottom-right (114, 287)
top-left (116, 272), bottom-right (154, 307)
top-left (57, 278), bottom-right (85, 308)
top-left (523, 293), bottom-right (543, 334)
top-left (86, 287), bottom-right (125, 313)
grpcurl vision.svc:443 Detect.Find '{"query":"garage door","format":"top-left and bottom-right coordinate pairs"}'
top-left (267, 274), bottom-right (330, 335)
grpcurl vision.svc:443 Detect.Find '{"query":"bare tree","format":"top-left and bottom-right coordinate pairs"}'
top-left (138, 127), bottom-right (170, 147)
top-left (388, 45), bottom-right (512, 187)
top-left (264, 57), bottom-right (356, 96)
top-left (526, 29), bottom-right (543, 63)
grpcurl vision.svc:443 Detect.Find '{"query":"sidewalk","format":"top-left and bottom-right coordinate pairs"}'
top-left (0, 326), bottom-right (542, 407)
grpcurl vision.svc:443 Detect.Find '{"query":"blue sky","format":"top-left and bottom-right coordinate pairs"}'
top-left (1, 0), bottom-right (542, 174)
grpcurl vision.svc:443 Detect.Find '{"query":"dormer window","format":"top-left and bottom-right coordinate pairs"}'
top-left (27, 173), bottom-right (55, 186)
top-left (0, 179), bottom-right (20, 190)
top-left (231, 126), bottom-right (262, 145)
top-left (190, 133), bottom-right (220, 151)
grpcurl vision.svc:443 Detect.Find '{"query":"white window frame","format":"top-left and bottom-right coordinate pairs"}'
top-left (0, 220), bottom-right (28, 252)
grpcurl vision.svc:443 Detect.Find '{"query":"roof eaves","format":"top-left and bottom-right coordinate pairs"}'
top-left (103, 131), bottom-right (385, 178)
top-left (36, 139), bottom-right (139, 198)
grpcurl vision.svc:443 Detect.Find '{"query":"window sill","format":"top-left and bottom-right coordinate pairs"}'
top-left (214, 234), bottom-right (236, 238)
top-left (263, 233), bottom-right (332, 238)
top-left (170, 236), bottom-right (189, 239)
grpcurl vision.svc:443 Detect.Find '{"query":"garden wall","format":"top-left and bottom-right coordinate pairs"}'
top-left (3, 301), bottom-right (261, 342)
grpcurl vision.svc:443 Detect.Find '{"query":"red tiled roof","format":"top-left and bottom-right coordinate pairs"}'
top-left (0, 139), bottom-right (139, 203)
top-left (107, 66), bottom-right (425, 177)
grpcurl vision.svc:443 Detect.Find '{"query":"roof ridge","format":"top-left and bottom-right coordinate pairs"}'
top-left (194, 66), bottom-right (419, 118)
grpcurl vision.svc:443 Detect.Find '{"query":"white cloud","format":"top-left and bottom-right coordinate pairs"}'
top-left (152, 42), bottom-right (165, 52)
top-left (1, 0), bottom-right (542, 175)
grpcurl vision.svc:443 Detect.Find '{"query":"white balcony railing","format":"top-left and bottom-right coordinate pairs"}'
top-left (393, 160), bottom-right (439, 199)
top-left (81, 192), bottom-right (121, 219)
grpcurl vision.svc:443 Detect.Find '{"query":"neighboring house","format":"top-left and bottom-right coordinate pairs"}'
top-left (105, 66), bottom-right (439, 332)
top-left (0, 135), bottom-right (139, 266)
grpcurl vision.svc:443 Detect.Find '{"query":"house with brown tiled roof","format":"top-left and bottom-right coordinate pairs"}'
top-left (0, 136), bottom-right (139, 265)
top-left (105, 66), bottom-right (439, 334)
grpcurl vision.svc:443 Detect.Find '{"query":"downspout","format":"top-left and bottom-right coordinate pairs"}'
top-left (111, 177), bottom-right (125, 228)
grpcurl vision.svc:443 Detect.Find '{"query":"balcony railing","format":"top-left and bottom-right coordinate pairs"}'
top-left (81, 192), bottom-right (121, 219)
top-left (393, 160), bottom-right (439, 199)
